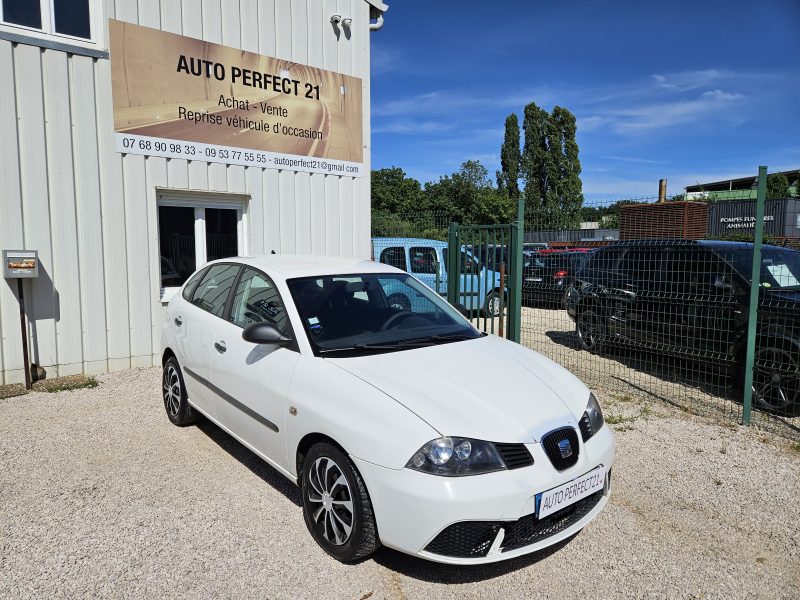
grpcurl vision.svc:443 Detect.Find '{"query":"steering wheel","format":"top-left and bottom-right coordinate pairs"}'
top-left (380, 311), bottom-right (415, 331)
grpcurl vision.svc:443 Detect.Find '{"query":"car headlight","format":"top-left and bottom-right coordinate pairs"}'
top-left (406, 437), bottom-right (506, 476)
top-left (580, 393), bottom-right (604, 442)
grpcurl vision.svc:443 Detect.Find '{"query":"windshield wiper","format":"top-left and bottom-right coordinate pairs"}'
top-left (318, 332), bottom-right (485, 355)
top-left (318, 340), bottom-right (434, 355)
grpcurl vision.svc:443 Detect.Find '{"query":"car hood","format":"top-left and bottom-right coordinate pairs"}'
top-left (326, 335), bottom-right (589, 444)
top-left (763, 288), bottom-right (800, 304)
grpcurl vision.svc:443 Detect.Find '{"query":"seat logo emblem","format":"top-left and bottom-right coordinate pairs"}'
top-left (558, 439), bottom-right (572, 458)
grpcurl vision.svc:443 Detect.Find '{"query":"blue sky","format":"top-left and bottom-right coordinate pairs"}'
top-left (369, 0), bottom-right (800, 203)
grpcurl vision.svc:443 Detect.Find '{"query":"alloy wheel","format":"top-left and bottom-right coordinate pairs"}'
top-left (577, 310), bottom-right (602, 350)
top-left (752, 347), bottom-right (800, 413)
top-left (162, 365), bottom-right (181, 418)
top-left (306, 457), bottom-right (354, 546)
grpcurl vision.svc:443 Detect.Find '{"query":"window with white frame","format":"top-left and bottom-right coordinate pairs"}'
top-left (158, 197), bottom-right (247, 301)
top-left (1, 0), bottom-right (94, 42)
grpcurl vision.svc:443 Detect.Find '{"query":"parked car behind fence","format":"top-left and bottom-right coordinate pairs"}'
top-left (565, 240), bottom-right (800, 417)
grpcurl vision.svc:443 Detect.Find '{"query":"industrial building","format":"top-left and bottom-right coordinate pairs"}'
top-left (0, 0), bottom-right (387, 384)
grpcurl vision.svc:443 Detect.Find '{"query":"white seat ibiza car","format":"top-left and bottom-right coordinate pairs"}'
top-left (161, 255), bottom-right (614, 564)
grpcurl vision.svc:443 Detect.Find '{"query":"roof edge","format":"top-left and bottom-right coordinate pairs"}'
top-left (365, 0), bottom-right (389, 13)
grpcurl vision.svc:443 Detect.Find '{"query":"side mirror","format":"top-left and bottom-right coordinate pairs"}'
top-left (453, 302), bottom-right (469, 317)
top-left (242, 322), bottom-right (292, 345)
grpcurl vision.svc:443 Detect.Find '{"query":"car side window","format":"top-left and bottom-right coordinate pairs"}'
top-left (618, 249), bottom-right (662, 289)
top-left (379, 246), bottom-right (407, 271)
top-left (182, 267), bottom-right (207, 301)
top-left (410, 247), bottom-right (438, 274)
top-left (230, 268), bottom-right (292, 336)
top-left (190, 264), bottom-right (240, 317)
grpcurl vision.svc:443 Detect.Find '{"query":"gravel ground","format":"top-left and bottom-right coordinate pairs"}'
top-left (1, 367), bottom-right (799, 599)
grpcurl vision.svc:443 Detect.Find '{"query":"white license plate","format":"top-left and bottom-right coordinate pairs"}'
top-left (536, 466), bottom-right (606, 519)
top-left (525, 277), bottom-right (543, 282)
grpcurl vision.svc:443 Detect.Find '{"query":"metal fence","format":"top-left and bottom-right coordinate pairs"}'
top-left (371, 179), bottom-right (800, 441)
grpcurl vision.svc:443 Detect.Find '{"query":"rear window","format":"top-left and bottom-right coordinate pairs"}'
top-left (579, 248), bottom-right (622, 277)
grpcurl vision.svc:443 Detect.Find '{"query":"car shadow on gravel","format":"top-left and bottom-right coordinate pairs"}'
top-left (371, 534), bottom-right (577, 582)
top-left (196, 418), bottom-right (302, 507)
top-left (544, 329), bottom-right (733, 398)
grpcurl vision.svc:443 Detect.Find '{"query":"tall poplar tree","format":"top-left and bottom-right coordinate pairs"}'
top-left (496, 114), bottom-right (521, 202)
top-left (550, 106), bottom-right (584, 228)
top-left (521, 102), bottom-right (550, 214)
top-left (520, 102), bottom-right (583, 229)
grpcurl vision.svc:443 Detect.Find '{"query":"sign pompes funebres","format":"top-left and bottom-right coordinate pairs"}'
top-left (109, 20), bottom-right (364, 177)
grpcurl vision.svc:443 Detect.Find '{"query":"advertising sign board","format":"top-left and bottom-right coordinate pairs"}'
top-left (109, 20), bottom-right (364, 177)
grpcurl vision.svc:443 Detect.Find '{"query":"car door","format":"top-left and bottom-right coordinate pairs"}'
top-left (211, 267), bottom-right (300, 470)
top-left (662, 248), bottom-right (740, 357)
top-left (174, 263), bottom-right (241, 417)
top-left (610, 249), bottom-right (663, 344)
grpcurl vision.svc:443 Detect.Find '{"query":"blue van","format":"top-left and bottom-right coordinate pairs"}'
top-left (371, 237), bottom-right (505, 316)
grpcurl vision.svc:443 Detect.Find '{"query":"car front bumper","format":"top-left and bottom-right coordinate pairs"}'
top-left (352, 424), bottom-right (615, 564)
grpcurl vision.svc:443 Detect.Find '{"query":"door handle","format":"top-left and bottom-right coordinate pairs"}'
top-left (214, 341), bottom-right (227, 353)
top-left (174, 317), bottom-right (183, 327)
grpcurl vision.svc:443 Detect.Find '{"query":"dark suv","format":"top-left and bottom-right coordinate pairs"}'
top-left (565, 240), bottom-right (800, 416)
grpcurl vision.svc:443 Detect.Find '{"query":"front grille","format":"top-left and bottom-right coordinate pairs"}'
top-left (424, 489), bottom-right (606, 558)
top-left (424, 521), bottom-right (501, 558)
top-left (541, 427), bottom-right (580, 471)
top-left (579, 411), bottom-right (593, 442)
top-left (495, 443), bottom-right (534, 470)
top-left (501, 490), bottom-right (604, 552)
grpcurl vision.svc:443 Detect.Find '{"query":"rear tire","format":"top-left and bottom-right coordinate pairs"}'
top-left (301, 442), bottom-right (379, 562)
top-left (484, 291), bottom-right (502, 318)
top-left (576, 307), bottom-right (604, 353)
top-left (162, 357), bottom-right (198, 426)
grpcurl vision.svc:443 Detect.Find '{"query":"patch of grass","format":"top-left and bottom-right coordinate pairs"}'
top-left (606, 413), bottom-right (634, 426)
top-left (790, 442), bottom-right (800, 454)
top-left (39, 376), bottom-right (99, 393)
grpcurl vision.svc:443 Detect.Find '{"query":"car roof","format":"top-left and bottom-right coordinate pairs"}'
top-left (207, 254), bottom-right (403, 279)
top-left (372, 237), bottom-right (447, 247)
top-left (596, 239), bottom-right (789, 251)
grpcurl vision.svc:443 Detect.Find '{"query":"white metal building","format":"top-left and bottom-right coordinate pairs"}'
top-left (0, 0), bottom-right (387, 384)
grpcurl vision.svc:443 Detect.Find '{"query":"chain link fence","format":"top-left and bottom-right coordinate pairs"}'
top-left (372, 194), bottom-right (800, 441)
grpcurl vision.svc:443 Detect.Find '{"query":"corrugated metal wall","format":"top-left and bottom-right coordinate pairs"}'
top-left (0, 0), bottom-right (373, 384)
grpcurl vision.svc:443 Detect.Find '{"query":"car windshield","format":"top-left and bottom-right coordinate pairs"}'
top-left (287, 273), bottom-right (482, 354)
top-left (727, 247), bottom-right (800, 290)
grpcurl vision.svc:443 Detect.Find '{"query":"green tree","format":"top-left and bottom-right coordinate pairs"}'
top-left (425, 161), bottom-right (515, 225)
top-left (766, 172), bottom-right (789, 199)
top-left (371, 167), bottom-right (425, 213)
top-left (521, 102), bottom-right (551, 215)
top-left (520, 102), bottom-right (584, 229)
top-left (496, 113), bottom-right (521, 202)
top-left (549, 106), bottom-right (584, 229)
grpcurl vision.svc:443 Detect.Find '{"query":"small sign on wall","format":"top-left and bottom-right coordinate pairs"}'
top-left (3, 250), bottom-right (39, 279)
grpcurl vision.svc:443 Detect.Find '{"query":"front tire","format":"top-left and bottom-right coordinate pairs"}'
top-left (301, 442), bottom-right (379, 562)
top-left (577, 307), bottom-right (605, 353)
top-left (162, 357), bottom-right (198, 426)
